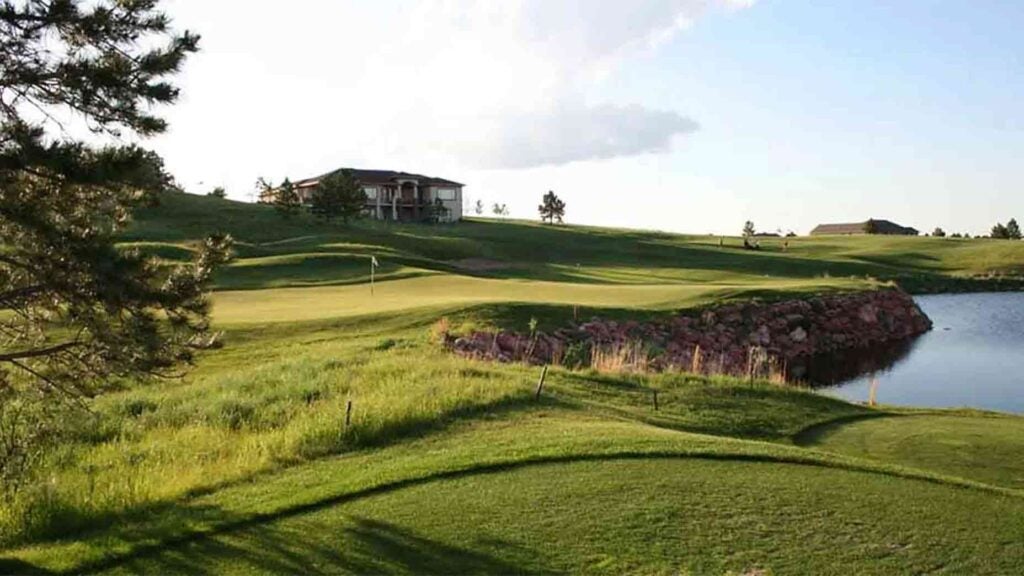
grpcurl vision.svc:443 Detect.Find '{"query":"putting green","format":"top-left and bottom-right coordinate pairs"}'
top-left (211, 274), bottom-right (863, 325)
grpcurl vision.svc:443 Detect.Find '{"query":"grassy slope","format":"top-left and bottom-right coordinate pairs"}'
top-left (102, 459), bottom-right (1024, 575)
top-left (800, 412), bottom-right (1024, 490)
top-left (128, 191), bottom-right (1015, 295)
top-left (3, 193), bottom-right (1024, 574)
top-left (9, 410), bottom-right (1024, 574)
top-left (119, 192), bottom-right (1024, 328)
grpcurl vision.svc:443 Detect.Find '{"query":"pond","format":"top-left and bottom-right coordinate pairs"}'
top-left (800, 292), bottom-right (1024, 414)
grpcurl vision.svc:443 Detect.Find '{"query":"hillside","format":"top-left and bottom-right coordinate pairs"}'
top-left (3, 192), bottom-right (1024, 574)
top-left (123, 193), bottom-right (1024, 325)
top-left (127, 193), bottom-right (1024, 291)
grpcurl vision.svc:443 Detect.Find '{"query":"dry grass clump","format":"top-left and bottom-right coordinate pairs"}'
top-left (429, 317), bottom-right (451, 344)
top-left (589, 341), bottom-right (649, 373)
top-left (746, 346), bottom-right (789, 385)
top-left (582, 341), bottom-right (791, 385)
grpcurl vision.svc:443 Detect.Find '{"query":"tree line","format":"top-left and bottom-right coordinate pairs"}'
top-left (990, 219), bottom-right (1022, 240)
top-left (930, 219), bottom-right (1020, 239)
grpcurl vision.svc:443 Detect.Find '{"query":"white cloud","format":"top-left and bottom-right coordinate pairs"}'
top-left (440, 103), bottom-right (699, 169)
top-left (155, 0), bottom-right (753, 193)
top-left (348, 0), bottom-right (745, 168)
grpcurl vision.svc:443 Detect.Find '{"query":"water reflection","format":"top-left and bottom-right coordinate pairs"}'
top-left (789, 336), bottom-right (920, 388)
top-left (802, 292), bottom-right (1024, 414)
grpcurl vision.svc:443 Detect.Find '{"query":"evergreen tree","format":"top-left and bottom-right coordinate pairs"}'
top-left (742, 220), bottom-right (756, 238)
top-left (311, 170), bottom-right (365, 223)
top-left (427, 197), bottom-right (451, 223)
top-left (271, 178), bottom-right (300, 219)
top-left (208, 186), bottom-right (227, 199)
top-left (255, 176), bottom-right (273, 204)
top-left (0, 0), bottom-right (230, 487)
top-left (932, 227), bottom-right (946, 237)
top-left (474, 199), bottom-right (484, 215)
top-left (991, 222), bottom-right (1009, 239)
top-left (1006, 218), bottom-right (1022, 240)
top-left (538, 191), bottom-right (566, 224)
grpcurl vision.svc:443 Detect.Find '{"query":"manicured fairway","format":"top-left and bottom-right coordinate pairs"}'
top-left (210, 275), bottom-right (865, 325)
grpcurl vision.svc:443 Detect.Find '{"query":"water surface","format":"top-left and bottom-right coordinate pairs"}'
top-left (807, 292), bottom-right (1024, 413)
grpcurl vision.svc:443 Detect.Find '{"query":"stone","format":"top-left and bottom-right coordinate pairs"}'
top-left (858, 304), bottom-right (879, 324)
top-left (496, 332), bottom-right (518, 353)
top-left (447, 289), bottom-right (932, 376)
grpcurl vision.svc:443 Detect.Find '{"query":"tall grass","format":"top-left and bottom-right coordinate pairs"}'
top-left (745, 346), bottom-right (789, 385)
top-left (582, 340), bottom-right (790, 385)
top-left (0, 319), bottom-right (530, 546)
top-left (590, 341), bottom-right (650, 373)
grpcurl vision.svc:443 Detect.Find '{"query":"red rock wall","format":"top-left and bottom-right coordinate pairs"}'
top-left (448, 289), bottom-right (932, 376)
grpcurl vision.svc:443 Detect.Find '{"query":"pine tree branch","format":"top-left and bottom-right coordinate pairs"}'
top-left (0, 340), bottom-right (79, 362)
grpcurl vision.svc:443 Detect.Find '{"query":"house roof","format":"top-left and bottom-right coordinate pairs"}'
top-left (810, 219), bottom-right (919, 236)
top-left (294, 168), bottom-right (464, 188)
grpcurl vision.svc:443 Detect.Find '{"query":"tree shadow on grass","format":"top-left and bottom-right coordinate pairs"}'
top-left (0, 558), bottom-right (55, 575)
top-left (88, 516), bottom-right (548, 575)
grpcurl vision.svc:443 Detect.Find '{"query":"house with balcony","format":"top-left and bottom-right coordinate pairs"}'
top-left (260, 168), bottom-right (464, 222)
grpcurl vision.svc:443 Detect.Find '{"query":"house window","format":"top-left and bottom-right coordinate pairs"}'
top-left (436, 188), bottom-right (457, 201)
top-left (364, 187), bottom-right (377, 199)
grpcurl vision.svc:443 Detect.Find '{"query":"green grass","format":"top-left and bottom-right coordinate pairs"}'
top-left (130, 192), bottom-right (1024, 300)
top-left (124, 192), bottom-right (1022, 326)
top-left (799, 412), bottom-right (1024, 490)
top-left (96, 458), bottom-right (1024, 575)
top-left (2, 191), bottom-right (1024, 574)
top-left (0, 307), bottom-right (872, 550)
top-left (7, 410), bottom-right (1024, 574)
top-left (210, 275), bottom-right (873, 325)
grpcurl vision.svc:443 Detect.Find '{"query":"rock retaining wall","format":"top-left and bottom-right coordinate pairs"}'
top-left (448, 289), bottom-right (932, 378)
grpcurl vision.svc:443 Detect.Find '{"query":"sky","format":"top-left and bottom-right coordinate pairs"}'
top-left (149, 0), bottom-right (1024, 236)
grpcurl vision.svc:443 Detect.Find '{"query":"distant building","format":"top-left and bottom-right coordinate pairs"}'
top-left (810, 219), bottom-right (919, 236)
top-left (260, 168), bottom-right (464, 223)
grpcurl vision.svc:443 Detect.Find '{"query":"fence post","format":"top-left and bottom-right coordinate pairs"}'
top-left (345, 400), bottom-right (353, 428)
top-left (652, 389), bottom-right (659, 411)
top-left (535, 365), bottom-right (548, 400)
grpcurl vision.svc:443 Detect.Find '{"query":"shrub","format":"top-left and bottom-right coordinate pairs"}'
top-left (561, 341), bottom-right (592, 369)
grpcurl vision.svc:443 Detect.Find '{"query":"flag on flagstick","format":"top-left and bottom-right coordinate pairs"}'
top-left (370, 256), bottom-right (379, 295)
